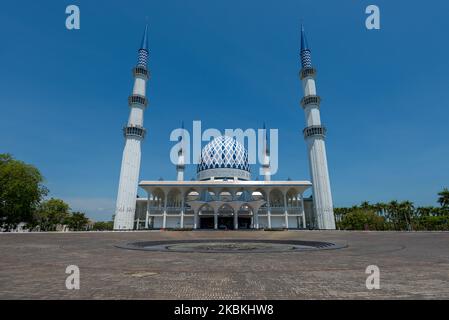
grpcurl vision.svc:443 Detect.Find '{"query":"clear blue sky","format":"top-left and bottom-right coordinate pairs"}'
top-left (1, 1), bottom-right (448, 221)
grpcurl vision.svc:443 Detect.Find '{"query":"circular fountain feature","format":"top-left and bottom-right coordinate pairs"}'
top-left (117, 239), bottom-right (346, 253)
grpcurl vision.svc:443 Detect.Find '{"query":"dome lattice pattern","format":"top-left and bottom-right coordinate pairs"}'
top-left (197, 136), bottom-right (250, 173)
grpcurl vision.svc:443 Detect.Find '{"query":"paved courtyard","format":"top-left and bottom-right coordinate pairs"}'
top-left (1, 231), bottom-right (449, 299)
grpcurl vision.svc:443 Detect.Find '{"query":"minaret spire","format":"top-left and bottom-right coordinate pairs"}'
top-left (114, 26), bottom-right (151, 230)
top-left (140, 24), bottom-right (149, 50)
top-left (300, 24), bottom-right (312, 69)
top-left (138, 25), bottom-right (149, 68)
top-left (299, 25), bottom-right (336, 230)
top-left (300, 24), bottom-right (309, 51)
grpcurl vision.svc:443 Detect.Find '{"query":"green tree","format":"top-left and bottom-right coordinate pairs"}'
top-left (339, 209), bottom-right (386, 231)
top-left (92, 221), bottom-right (113, 231)
top-left (360, 201), bottom-right (371, 210)
top-left (437, 188), bottom-right (449, 208)
top-left (334, 207), bottom-right (351, 223)
top-left (66, 212), bottom-right (90, 231)
top-left (0, 154), bottom-right (48, 230)
top-left (399, 201), bottom-right (415, 231)
top-left (416, 206), bottom-right (430, 217)
top-left (34, 198), bottom-right (70, 231)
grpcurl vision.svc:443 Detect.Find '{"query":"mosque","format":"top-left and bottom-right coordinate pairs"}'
top-left (113, 25), bottom-right (336, 230)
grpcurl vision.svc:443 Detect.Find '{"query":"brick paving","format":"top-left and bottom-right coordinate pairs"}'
top-left (1, 231), bottom-right (449, 299)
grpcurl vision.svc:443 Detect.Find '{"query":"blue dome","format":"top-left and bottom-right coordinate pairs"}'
top-left (197, 136), bottom-right (250, 180)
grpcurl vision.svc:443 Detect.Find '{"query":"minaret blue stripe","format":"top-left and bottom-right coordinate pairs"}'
top-left (300, 24), bottom-right (313, 69)
top-left (137, 49), bottom-right (148, 68)
top-left (300, 49), bottom-right (312, 69)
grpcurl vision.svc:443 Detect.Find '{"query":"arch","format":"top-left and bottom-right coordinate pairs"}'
top-left (198, 203), bottom-right (214, 215)
top-left (253, 188), bottom-right (268, 201)
top-left (167, 188), bottom-right (182, 208)
top-left (150, 188), bottom-right (165, 208)
top-left (199, 189), bottom-right (217, 202)
top-left (185, 188), bottom-right (200, 202)
top-left (238, 203), bottom-right (253, 215)
top-left (198, 203), bottom-right (215, 229)
top-left (286, 188), bottom-right (300, 208)
top-left (235, 190), bottom-right (252, 202)
top-left (218, 203), bottom-right (234, 215)
top-left (269, 189), bottom-right (284, 208)
top-left (218, 189), bottom-right (233, 202)
top-left (237, 203), bottom-right (253, 229)
top-left (251, 191), bottom-right (264, 201)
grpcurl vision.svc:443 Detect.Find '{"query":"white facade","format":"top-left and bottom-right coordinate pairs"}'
top-left (134, 137), bottom-right (315, 230)
top-left (135, 180), bottom-right (313, 230)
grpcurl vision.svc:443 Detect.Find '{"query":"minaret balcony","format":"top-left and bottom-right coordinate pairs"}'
top-left (301, 95), bottom-right (321, 108)
top-left (300, 67), bottom-right (316, 80)
top-left (128, 94), bottom-right (148, 108)
top-left (303, 125), bottom-right (326, 139)
top-left (133, 66), bottom-right (150, 79)
top-left (123, 125), bottom-right (146, 139)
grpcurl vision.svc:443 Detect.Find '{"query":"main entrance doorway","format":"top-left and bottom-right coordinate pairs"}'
top-left (217, 216), bottom-right (233, 230)
top-left (238, 217), bottom-right (251, 229)
top-left (199, 216), bottom-right (252, 230)
top-left (199, 217), bottom-right (214, 229)
top-left (198, 205), bottom-right (254, 230)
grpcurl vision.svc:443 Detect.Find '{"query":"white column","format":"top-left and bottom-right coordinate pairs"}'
top-left (214, 209), bottom-right (218, 230)
top-left (180, 194), bottom-right (185, 229)
top-left (145, 194), bottom-right (150, 229)
top-left (162, 191), bottom-right (168, 229)
top-left (193, 210), bottom-right (198, 230)
top-left (234, 211), bottom-right (238, 230)
top-left (255, 210), bottom-right (259, 229)
top-left (136, 218), bottom-right (140, 230)
top-left (267, 195), bottom-right (272, 229)
top-left (300, 193), bottom-right (306, 229)
top-left (283, 191), bottom-right (289, 229)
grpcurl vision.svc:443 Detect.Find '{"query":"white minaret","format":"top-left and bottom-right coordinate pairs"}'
top-left (114, 26), bottom-right (150, 230)
top-left (176, 122), bottom-right (185, 181)
top-left (261, 123), bottom-right (271, 181)
top-left (299, 25), bottom-right (336, 229)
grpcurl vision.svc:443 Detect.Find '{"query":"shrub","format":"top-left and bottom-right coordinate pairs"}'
top-left (339, 209), bottom-right (386, 231)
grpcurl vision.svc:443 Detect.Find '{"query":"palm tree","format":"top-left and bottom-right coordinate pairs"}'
top-left (374, 202), bottom-right (387, 218)
top-left (360, 201), bottom-right (371, 210)
top-left (388, 200), bottom-right (400, 230)
top-left (417, 206), bottom-right (432, 217)
top-left (437, 188), bottom-right (449, 208)
top-left (400, 201), bottom-right (415, 231)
